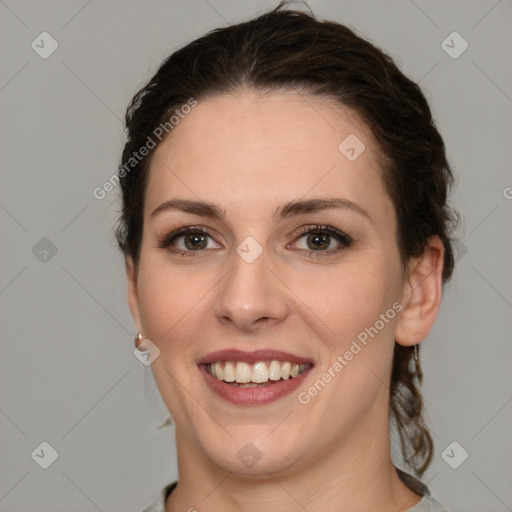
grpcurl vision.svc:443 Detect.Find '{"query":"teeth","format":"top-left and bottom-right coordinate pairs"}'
top-left (208, 360), bottom-right (310, 384)
top-left (213, 362), bottom-right (223, 380)
top-left (251, 362), bottom-right (269, 383)
top-left (268, 360), bottom-right (281, 380)
top-left (235, 362), bottom-right (252, 383)
top-left (223, 361), bottom-right (236, 382)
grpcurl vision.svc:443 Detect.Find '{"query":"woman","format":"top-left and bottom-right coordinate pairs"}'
top-left (116, 4), bottom-right (456, 511)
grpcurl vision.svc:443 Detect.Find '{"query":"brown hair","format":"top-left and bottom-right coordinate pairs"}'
top-left (116, 3), bottom-right (457, 476)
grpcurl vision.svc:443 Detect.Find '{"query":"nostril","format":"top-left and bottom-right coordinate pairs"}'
top-left (254, 317), bottom-right (275, 328)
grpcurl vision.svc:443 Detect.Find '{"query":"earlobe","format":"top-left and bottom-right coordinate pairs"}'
top-left (395, 236), bottom-right (445, 347)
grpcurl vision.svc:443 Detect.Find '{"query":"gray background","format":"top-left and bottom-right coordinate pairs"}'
top-left (1, 1), bottom-right (511, 511)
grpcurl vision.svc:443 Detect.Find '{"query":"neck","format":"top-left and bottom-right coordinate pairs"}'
top-left (165, 415), bottom-right (422, 512)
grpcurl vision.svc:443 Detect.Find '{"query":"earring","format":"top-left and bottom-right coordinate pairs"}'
top-left (157, 417), bottom-right (173, 429)
top-left (413, 344), bottom-right (423, 381)
top-left (134, 332), bottom-right (144, 350)
top-left (134, 332), bottom-right (148, 395)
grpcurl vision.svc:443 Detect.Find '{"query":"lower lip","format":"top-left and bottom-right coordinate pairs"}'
top-left (199, 364), bottom-right (312, 405)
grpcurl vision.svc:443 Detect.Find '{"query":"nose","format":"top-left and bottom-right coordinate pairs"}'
top-left (213, 248), bottom-right (290, 332)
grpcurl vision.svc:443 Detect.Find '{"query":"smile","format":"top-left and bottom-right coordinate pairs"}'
top-left (206, 360), bottom-right (312, 386)
top-left (198, 349), bottom-right (314, 405)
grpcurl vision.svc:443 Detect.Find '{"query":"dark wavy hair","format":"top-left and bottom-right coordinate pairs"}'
top-left (115, 2), bottom-right (457, 476)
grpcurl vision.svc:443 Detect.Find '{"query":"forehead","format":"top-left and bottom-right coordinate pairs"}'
top-left (144, 91), bottom-right (391, 222)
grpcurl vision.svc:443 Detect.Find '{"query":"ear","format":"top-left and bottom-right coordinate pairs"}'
top-left (125, 256), bottom-right (150, 351)
top-left (395, 236), bottom-right (445, 347)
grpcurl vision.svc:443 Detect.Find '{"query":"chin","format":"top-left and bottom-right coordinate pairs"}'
top-left (200, 430), bottom-right (303, 477)
top-left (213, 450), bottom-right (299, 478)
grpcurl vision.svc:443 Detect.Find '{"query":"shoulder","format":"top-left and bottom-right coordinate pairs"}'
top-left (139, 481), bottom-right (177, 512)
top-left (408, 494), bottom-right (451, 511)
top-left (396, 467), bottom-right (451, 512)
top-left (140, 474), bottom-right (451, 512)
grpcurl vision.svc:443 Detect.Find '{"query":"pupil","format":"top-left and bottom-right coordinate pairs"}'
top-left (185, 233), bottom-right (206, 250)
top-left (308, 233), bottom-right (329, 250)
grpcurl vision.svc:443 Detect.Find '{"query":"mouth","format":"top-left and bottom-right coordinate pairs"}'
top-left (198, 349), bottom-right (314, 405)
top-left (204, 360), bottom-right (312, 386)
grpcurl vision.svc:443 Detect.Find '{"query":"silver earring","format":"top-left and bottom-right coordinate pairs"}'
top-left (133, 333), bottom-right (173, 429)
top-left (157, 418), bottom-right (173, 429)
top-left (134, 332), bottom-right (149, 395)
top-left (413, 344), bottom-right (423, 380)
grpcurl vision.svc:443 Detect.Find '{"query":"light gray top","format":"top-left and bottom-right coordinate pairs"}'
top-left (140, 467), bottom-right (450, 512)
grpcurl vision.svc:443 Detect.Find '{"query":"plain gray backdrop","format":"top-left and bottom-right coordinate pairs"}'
top-left (1, 1), bottom-right (511, 511)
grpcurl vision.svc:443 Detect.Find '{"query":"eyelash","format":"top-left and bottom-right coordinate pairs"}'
top-left (157, 224), bottom-right (353, 259)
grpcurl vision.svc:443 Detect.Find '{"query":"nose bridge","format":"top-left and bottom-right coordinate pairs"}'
top-left (214, 242), bottom-right (289, 330)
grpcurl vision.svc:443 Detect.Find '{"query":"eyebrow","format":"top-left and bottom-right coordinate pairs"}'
top-left (150, 197), bottom-right (371, 222)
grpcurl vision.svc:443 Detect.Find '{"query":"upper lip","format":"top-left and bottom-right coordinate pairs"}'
top-left (197, 349), bottom-right (314, 365)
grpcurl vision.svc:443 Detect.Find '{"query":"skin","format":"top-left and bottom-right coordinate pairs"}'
top-left (125, 90), bottom-right (444, 512)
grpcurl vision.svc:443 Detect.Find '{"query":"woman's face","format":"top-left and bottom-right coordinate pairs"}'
top-left (127, 91), bottom-right (409, 475)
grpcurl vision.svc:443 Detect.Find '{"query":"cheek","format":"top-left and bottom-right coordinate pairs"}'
top-left (294, 259), bottom-right (399, 340)
top-left (135, 257), bottom-right (207, 350)
top-left (296, 265), bottom-right (400, 404)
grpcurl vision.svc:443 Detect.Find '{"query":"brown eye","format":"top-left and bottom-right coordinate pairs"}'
top-left (158, 226), bottom-right (221, 255)
top-left (306, 233), bottom-right (331, 251)
top-left (292, 225), bottom-right (352, 256)
top-left (183, 232), bottom-right (208, 250)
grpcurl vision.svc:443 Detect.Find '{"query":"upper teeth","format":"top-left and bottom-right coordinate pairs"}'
top-left (208, 361), bottom-right (310, 383)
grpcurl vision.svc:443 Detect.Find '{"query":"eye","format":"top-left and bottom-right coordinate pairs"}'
top-left (158, 224), bottom-right (352, 258)
top-left (290, 225), bottom-right (352, 256)
top-left (158, 226), bottom-right (221, 256)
